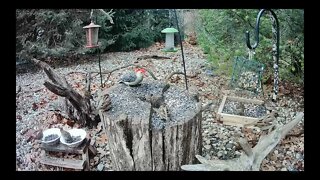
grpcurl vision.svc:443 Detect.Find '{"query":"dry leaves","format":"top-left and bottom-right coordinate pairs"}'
top-left (96, 133), bottom-right (108, 147)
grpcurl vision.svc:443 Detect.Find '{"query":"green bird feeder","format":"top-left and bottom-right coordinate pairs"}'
top-left (161, 27), bottom-right (179, 52)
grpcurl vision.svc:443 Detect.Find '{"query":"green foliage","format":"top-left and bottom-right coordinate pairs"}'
top-left (196, 9), bottom-right (304, 84)
top-left (16, 9), bottom-right (89, 59)
top-left (16, 9), bottom-right (170, 60)
top-left (109, 9), bottom-right (169, 51)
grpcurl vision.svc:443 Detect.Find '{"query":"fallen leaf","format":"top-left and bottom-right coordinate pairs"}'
top-left (25, 129), bottom-right (36, 142)
top-left (96, 133), bottom-right (108, 147)
top-left (66, 119), bottom-right (76, 126)
top-left (32, 103), bottom-right (38, 111)
top-left (16, 115), bottom-right (22, 121)
top-left (203, 93), bottom-right (216, 100)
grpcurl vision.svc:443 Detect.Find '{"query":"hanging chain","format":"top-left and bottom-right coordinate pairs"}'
top-left (248, 49), bottom-right (255, 60)
top-left (269, 12), bottom-right (279, 101)
top-left (90, 9), bottom-right (94, 22)
top-left (96, 15), bottom-right (104, 88)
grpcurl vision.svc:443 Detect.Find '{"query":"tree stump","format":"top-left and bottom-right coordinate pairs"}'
top-left (99, 80), bottom-right (202, 171)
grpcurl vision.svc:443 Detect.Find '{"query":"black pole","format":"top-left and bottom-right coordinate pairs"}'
top-left (174, 9), bottom-right (188, 91)
top-left (95, 15), bottom-right (104, 88)
top-left (98, 47), bottom-right (103, 88)
top-left (245, 9), bottom-right (280, 101)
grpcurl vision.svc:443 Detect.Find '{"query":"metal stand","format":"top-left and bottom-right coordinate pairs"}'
top-left (245, 9), bottom-right (280, 101)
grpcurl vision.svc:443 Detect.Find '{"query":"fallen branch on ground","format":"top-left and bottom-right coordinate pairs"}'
top-left (136, 55), bottom-right (170, 60)
top-left (90, 64), bottom-right (158, 80)
top-left (181, 112), bottom-right (304, 171)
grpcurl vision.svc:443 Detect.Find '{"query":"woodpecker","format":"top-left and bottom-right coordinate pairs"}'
top-left (119, 68), bottom-right (147, 86)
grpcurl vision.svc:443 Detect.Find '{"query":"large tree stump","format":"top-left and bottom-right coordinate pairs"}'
top-left (99, 80), bottom-right (202, 171)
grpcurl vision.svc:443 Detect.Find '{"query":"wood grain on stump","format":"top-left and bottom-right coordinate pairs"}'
top-left (99, 80), bottom-right (202, 171)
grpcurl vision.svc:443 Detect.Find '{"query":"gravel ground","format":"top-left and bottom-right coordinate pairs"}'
top-left (16, 42), bottom-right (304, 171)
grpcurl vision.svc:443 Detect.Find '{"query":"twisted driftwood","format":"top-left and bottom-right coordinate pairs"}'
top-left (31, 58), bottom-right (98, 127)
top-left (181, 112), bottom-right (304, 171)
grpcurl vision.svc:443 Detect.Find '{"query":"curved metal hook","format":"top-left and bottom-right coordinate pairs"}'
top-left (245, 9), bottom-right (280, 101)
top-left (246, 9), bottom-right (280, 58)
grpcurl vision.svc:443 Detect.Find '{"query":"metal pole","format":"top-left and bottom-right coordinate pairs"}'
top-left (174, 9), bottom-right (188, 91)
top-left (96, 15), bottom-right (104, 88)
top-left (98, 47), bottom-right (103, 88)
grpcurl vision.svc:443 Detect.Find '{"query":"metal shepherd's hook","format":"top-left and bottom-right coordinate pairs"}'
top-left (245, 9), bottom-right (280, 102)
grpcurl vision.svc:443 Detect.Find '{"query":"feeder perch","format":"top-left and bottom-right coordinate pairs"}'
top-left (83, 21), bottom-right (101, 48)
top-left (161, 27), bottom-right (179, 52)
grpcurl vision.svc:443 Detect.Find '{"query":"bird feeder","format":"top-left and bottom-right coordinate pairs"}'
top-left (161, 27), bottom-right (179, 52)
top-left (83, 21), bottom-right (101, 48)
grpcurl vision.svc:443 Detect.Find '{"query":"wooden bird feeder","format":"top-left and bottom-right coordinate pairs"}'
top-left (217, 95), bottom-right (265, 127)
top-left (161, 27), bottom-right (179, 52)
top-left (83, 21), bottom-right (101, 48)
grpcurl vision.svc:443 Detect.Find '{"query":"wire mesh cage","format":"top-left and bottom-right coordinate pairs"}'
top-left (230, 56), bottom-right (265, 94)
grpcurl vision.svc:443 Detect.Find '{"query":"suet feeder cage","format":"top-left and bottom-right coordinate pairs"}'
top-left (161, 27), bottom-right (179, 52)
top-left (83, 21), bottom-right (101, 48)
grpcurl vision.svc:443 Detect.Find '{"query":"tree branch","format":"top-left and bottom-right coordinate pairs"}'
top-left (90, 64), bottom-right (158, 80)
top-left (98, 9), bottom-right (114, 24)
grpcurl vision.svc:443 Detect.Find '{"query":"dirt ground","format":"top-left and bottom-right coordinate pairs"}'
top-left (16, 41), bottom-right (304, 171)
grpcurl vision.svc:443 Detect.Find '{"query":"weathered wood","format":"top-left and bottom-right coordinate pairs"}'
top-left (181, 112), bottom-right (304, 171)
top-left (219, 113), bottom-right (259, 124)
top-left (30, 58), bottom-right (97, 126)
top-left (40, 156), bottom-right (85, 170)
top-left (217, 95), bottom-right (265, 127)
top-left (88, 139), bottom-right (97, 156)
top-left (82, 148), bottom-right (90, 171)
top-left (40, 138), bottom-right (90, 154)
top-left (227, 96), bottom-right (264, 105)
top-left (99, 82), bottom-right (202, 171)
top-left (217, 95), bottom-right (227, 120)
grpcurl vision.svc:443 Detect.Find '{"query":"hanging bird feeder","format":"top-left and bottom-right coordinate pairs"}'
top-left (83, 18), bottom-right (104, 87)
top-left (161, 27), bottom-right (179, 52)
top-left (83, 21), bottom-right (101, 48)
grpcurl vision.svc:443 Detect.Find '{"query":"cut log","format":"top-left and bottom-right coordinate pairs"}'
top-left (99, 80), bottom-right (202, 171)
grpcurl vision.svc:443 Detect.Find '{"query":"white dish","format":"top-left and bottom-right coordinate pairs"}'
top-left (41, 128), bottom-right (61, 146)
top-left (60, 129), bottom-right (87, 148)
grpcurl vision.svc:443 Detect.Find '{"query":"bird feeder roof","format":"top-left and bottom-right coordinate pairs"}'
top-left (161, 27), bottom-right (178, 33)
top-left (83, 22), bottom-right (101, 29)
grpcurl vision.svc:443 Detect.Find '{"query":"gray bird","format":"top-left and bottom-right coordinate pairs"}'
top-left (236, 102), bottom-right (245, 116)
top-left (119, 68), bottom-right (147, 86)
top-left (59, 128), bottom-right (73, 143)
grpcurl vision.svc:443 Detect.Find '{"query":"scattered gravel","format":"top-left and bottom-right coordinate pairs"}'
top-left (222, 100), bottom-right (267, 118)
top-left (16, 42), bottom-right (304, 171)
